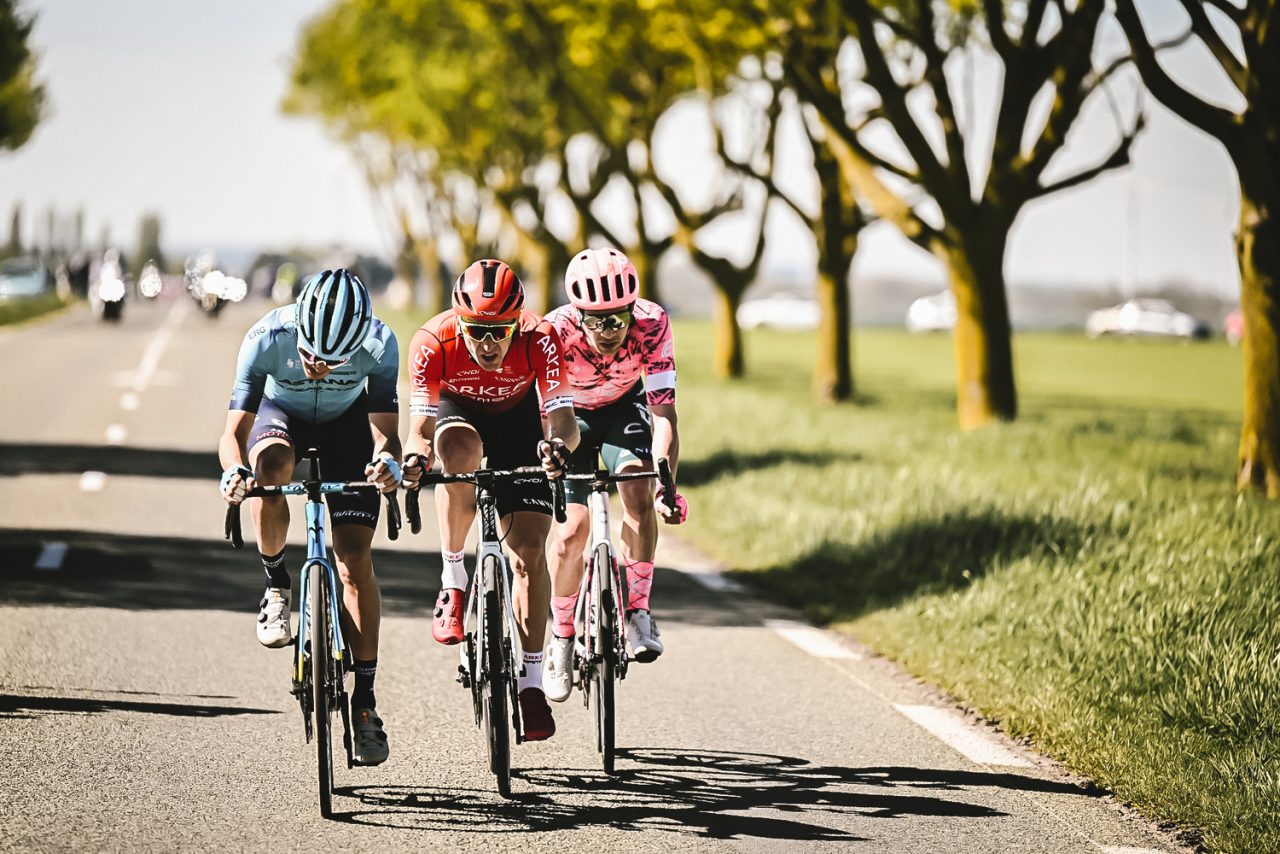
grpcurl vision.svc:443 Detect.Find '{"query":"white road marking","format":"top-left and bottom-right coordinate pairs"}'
top-left (685, 569), bottom-right (744, 592)
top-left (894, 704), bottom-right (1033, 767)
top-left (105, 424), bottom-right (127, 445)
top-left (132, 299), bottom-right (187, 393)
top-left (120, 392), bottom-right (140, 411)
top-left (766, 620), bottom-right (863, 660)
top-left (33, 541), bottom-right (69, 571)
top-left (79, 471), bottom-right (108, 492)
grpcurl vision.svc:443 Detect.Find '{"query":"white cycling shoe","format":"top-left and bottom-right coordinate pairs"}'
top-left (543, 634), bottom-right (575, 703)
top-left (627, 610), bottom-right (664, 663)
top-left (256, 587), bottom-right (292, 648)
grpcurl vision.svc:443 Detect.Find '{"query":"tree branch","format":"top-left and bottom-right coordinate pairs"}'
top-left (1175, 0), bottom-right (1248, 93)
top-left (1114, 0), bottom-right (1243, 155)
top-left (1032, 112), bottom-right (1145, 199)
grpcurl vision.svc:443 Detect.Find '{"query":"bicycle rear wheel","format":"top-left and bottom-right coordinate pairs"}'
top-left (310, 565), bottom-right (334, 818)
top-left (480, 582), bottom-right (511, 797)
top-left (592, 543), bottom-right (618, 774)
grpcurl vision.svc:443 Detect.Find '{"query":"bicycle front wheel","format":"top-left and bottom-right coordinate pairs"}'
top-left (592, 543), bottom-right (618, 774)
top-left (310, 565), bottom-right (334, 818)
top-left (480, 582), bottom-right (511, 797)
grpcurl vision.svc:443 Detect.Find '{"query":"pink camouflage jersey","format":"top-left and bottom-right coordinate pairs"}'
top-left (544, 298), bottom-right (676, 412)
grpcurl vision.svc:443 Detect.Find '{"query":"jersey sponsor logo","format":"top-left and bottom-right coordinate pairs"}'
top-left (247, 324), bottom-right (267, 341)
top-left (412, 344), bottom-right (435, 373)
top-left (537, 334), bottom-right (563, 391)
top-left (544, 394), bottom-right (574, 411)
top-left (447, 381), bottom-right (528, 399)
top-left (623, 421), bottom-right (646, 435)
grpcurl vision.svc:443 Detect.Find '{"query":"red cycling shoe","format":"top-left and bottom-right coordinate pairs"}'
top-left (518, 688), bottom-right (556, 741)
top-left (432, 588), bottom-right (465, 645)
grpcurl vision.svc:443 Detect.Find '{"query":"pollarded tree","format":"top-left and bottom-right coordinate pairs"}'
top-left (785, 0), bottom-right (1143, 428)
top-left (0, 0), bottom-right (45, 152)
top-left (1115, 0), bottom-right (1280, 496)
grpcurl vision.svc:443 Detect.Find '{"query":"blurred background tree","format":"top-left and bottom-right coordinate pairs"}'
top-left (133, 212), bottom-right (165, 274)
top-left (1116, 0), bottom-right (1280, 497)
top-left (0, 0), bottom-right (45, 153)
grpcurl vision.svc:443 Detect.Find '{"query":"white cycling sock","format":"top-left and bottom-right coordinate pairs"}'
top-left (518, 651), bottom-right (544, 692)
top-left (441, 549), bottom-right (467, 590)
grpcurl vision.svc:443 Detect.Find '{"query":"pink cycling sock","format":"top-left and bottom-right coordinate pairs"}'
top-left (625, 560), bottom-right (654, 612)
top-left (551, 593), bottom-right (579, 639)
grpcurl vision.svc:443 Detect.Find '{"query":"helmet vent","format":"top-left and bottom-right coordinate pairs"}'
top-left (482, 262), bottom-right (498, 297)
top-left (585, 278), bottom-right (597, 303)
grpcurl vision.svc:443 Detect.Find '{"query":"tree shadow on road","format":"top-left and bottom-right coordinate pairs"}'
top-left (678, 448), bottom-right (863, 488)
top-left (0, 691), bottom-right (278, 720)
top-left (331, 747), bottom-right (1092, 839)
top-left (0, 442), bottom-right (219, 479)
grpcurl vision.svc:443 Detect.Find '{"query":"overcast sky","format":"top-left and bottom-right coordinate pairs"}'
top-left (0, 0), bottom-right (1243, 296)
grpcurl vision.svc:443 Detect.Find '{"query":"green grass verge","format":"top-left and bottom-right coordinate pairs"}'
top-left (380, 305), bottom-right (1273, 850)
top-left (0, 292), bottom-right (71, 326)
top-left (674, 323), bottom-right (1273, 853)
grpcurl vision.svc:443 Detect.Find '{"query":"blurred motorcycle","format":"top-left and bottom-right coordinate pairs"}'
top-left (90, 249), bottom-right (128, 322)
top-left (185, 251), bottom-right (247, 318)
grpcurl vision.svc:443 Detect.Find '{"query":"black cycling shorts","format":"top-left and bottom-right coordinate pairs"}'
top-left (248, 393), bottom-right (378, 529)
top-left (566, 382), bottom-right (653, 505)
top-left (436, 392), bottom-right (554, 518)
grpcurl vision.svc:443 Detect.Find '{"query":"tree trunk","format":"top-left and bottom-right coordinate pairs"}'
top-left (944, 228), bottom-right (1017, 429)
top-left (813, 254), bottom-right (854, 402)
top-left (632, 247), bottom-right (661, 305)
top-left (713, 285), bottom-right (745, 379)
top-left (1235, 161), bottom-right (1280, 495)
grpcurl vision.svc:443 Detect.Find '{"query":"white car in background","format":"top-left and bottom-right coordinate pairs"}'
top-left (905, 290), bottom-right (956, 333)
top-left (737, 294), bottom-right (820, 330)
top-left (1084, 299), bottom-right (1210, 340)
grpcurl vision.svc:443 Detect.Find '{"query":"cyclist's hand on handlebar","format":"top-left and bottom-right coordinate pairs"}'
top-left (365, 455), bottom-right (403, 494)
top-left (401, 452), bottom-right (430, 490)
top-left (655, 487), bottom-right (689, 525)
top-left (538, 438), bottom-right (571, 480)
top-left (220, 465), bottom-right (254, 505)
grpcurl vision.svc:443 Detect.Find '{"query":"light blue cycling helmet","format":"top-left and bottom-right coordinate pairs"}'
top-left (295, 269), bottom-right (372, 361)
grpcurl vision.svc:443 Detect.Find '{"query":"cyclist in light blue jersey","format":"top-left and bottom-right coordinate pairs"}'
top-left (218, 269), bottom-right (401, 766)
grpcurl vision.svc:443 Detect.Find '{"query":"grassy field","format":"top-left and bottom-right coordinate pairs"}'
top-left (670, 323), bottom-right (1274, 853)
top-left (380, 306), bottom-right (1273, 850)
top-left (0, 292), bottom-right (71, 327)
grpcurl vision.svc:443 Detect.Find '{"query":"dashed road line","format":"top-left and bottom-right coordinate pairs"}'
top-left (105, 424), bottom-right (127, 445)
top-left (120, 392), bottom-right (140, 411)
top-left (685, 569), bottom-right (744, 592)
top-left (894, 704), bottom-right (1033, 767)
top-left (33, 541), bottom-right (68, 571)
top-left (766, 619), bottom-right (863, 659)
top-left (79, 471), bottom-right (107, 492)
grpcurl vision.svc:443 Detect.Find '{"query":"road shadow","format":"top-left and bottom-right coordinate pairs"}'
top-left (735, 510), bottom-right (1089, 624)
top-left (0, 528), bottom-right (763, 628)
top-left (0, 528), bottom-right (434, 616)
top-left (0, 442), bottom-right (219, 480)
top-left (678, 448), bottom-right (863, 488)
top-left (331, 747), bottom-right (1094, 837)
top-left (0, 692), bottom-right (278, 720)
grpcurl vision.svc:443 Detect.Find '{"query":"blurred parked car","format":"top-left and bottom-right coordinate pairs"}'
top-left (905, 290), bottom-right (956, 333)
top-left (1084, 298), bottom-right (1210, 340)
top-left (1224, 307), bottom-right (1244, 346)
top-left (737, 294), bottom-right (820, 330)
top-left (0, 256), bottom-right (50, 302)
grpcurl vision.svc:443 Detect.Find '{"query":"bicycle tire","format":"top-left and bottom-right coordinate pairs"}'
top-left (310, 565), bottom-right (334, 818)
top-left (481, 584), bottom-right (511, 796)
top-left (592, 543), bottom-right (618, 774)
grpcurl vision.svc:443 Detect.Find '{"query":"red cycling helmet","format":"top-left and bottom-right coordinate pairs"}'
top-left (452, 259), bottom-right (525, 322)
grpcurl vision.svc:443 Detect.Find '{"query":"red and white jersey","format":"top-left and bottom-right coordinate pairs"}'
top-left (545, 298), bottom-right (676, 412)
top-left (408, 310), bottom-right (573, 417)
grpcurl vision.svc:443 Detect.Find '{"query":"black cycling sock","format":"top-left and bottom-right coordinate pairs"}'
top-left (351, 658), bottom-right (377, 710)
top-left (260, 548), bottom-right (290, 590)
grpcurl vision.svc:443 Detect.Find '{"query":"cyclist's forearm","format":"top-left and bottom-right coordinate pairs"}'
top-left (368, 412), bottom-right (402, 461)
top-left (545, 408), bottom-right (580, 452)
top-left (405, 414), bottom-right (436, 460)
top-left (219, 410), bottom-right (255, 471)
top-left (651, 407), bottom-right (679, 480)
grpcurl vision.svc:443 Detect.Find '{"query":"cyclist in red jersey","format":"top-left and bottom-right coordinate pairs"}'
top-left (402, 259), bottom-right (579, 741)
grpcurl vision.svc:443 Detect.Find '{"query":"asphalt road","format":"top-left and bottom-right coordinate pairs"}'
top-left (0, 296), bottom-right (1186, 852)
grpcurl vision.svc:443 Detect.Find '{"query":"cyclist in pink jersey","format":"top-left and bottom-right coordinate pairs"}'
top-left (541, 247), bottom-right (688, 702)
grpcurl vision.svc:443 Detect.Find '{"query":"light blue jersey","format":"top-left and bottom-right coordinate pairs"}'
top-left (229, 305), bottom-right (399, 424)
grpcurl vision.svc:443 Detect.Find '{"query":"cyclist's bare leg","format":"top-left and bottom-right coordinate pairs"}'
top-left (248, 438), bottom-right (293, 554)
top-left (332, 524), bottom-right (380, 661)
top-left (548, 505), bottom-right (590, 597)
top-left (434, 423), bottom-right (481, 552)
top-left (617, 462), bottom-right (658, 564)
top-left (503, 511), bottom-right (553, 654)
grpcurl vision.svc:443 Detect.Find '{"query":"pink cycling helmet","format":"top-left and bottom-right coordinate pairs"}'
top-left (564, 247), bottom-right (639, 311)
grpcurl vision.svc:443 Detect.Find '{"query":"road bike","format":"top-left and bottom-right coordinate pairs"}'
top-left (224, 450), bottom-right (401, 818)
top-left (405, 464), bottom-right (565, 797)
top-left (560, 458), bottom-right (675, 774)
